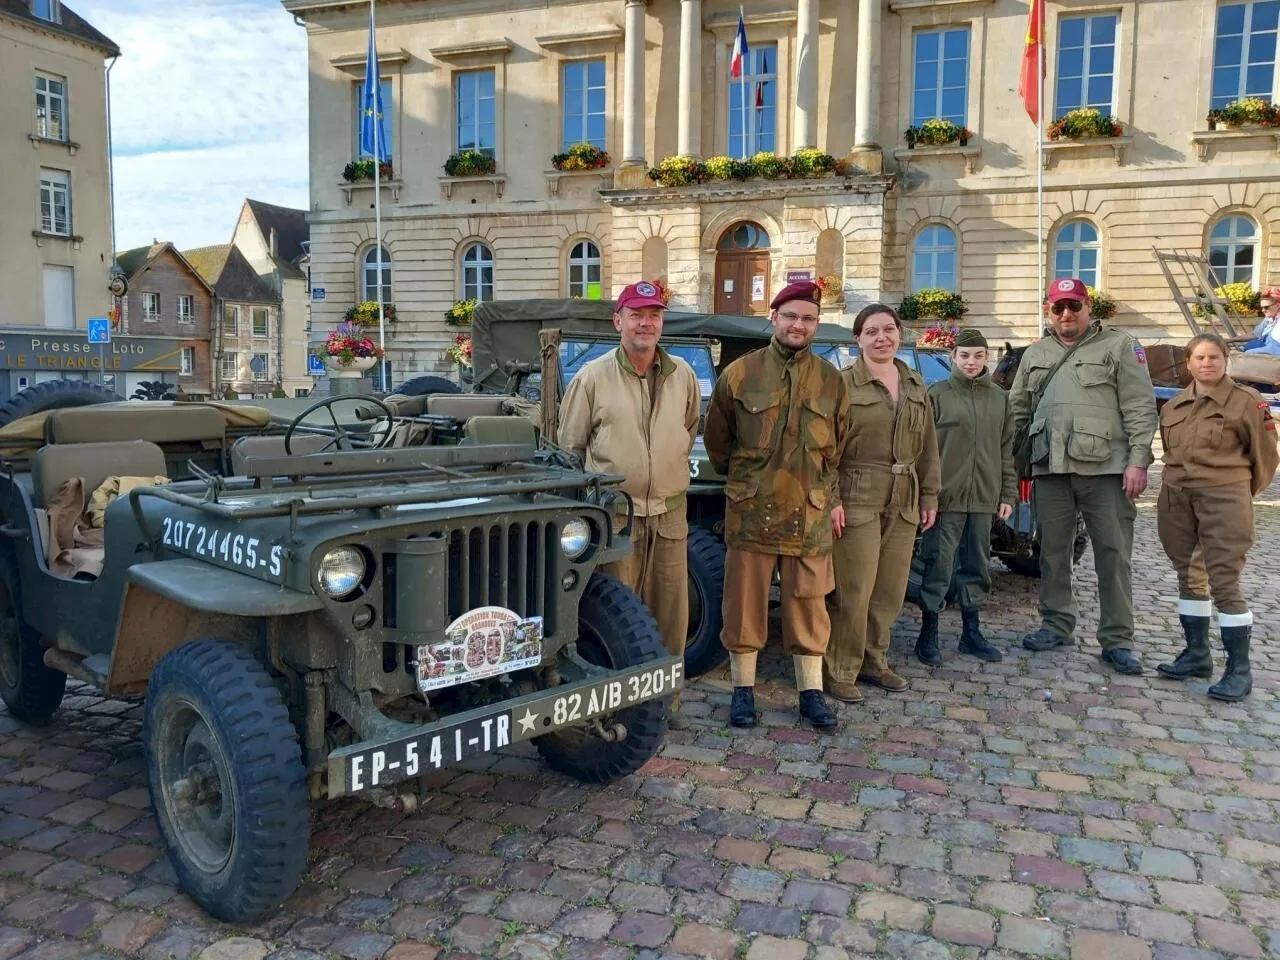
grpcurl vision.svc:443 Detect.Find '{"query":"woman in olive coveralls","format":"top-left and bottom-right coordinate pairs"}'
top-left (824, 305), bottom-right (941, 702)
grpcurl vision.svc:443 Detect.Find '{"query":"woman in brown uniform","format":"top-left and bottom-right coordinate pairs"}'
top-left (824, 304), bottom-right (941, 702)
top-left (1157, 332), bottom-right (1278, 701)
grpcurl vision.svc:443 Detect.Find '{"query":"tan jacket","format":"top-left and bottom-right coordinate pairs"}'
top-left (1160, 377), bottom-right (1280, 495)
top-left (558, 345), bottom-right (700, 517)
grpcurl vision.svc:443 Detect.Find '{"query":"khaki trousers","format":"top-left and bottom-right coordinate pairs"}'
top-left (825, 511), bottom-right (918, 684)
top-left (720, 547), bottom-right (833, 657)
top-left (918, 512), bottom-right (994, 613)
top-left (1157, 480), bottom-right (1254, 615)
top-left (603, 512), bottom-right (688, 658)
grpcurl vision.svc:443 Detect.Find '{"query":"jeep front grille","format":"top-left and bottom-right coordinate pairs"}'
top-left (445, 520), bottom-right (558, 631)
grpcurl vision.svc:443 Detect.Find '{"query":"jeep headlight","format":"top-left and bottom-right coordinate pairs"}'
top-left (560, 519), bottom-right (590, 560)
top-left (319, 546), bottom-right (365, 598)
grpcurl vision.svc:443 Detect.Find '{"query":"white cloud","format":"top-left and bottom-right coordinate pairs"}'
top-left (69, 0), bottom-right (309, 251)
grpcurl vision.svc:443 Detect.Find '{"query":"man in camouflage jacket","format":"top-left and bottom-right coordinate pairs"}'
top-left (704, 280), bottom-right (848, 731)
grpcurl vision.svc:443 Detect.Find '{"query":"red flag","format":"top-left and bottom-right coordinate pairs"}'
top-left (1018, 0), bottom-right (1045, 124)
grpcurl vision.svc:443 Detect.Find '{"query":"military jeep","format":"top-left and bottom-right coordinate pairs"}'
top-left (0, 382), bottom-right (679, 923)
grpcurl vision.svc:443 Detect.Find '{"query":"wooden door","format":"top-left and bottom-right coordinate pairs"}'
top-left (714, 253), bottom-right (772, 316)
top-left (743, 252), bottom-right (771, 316)
top-left (714, 257), bottom-right (742, 314)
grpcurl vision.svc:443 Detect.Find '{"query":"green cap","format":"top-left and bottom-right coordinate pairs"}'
top-left (954, 328), bottom-right (988, 349)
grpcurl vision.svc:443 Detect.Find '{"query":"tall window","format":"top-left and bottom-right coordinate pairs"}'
top-left (912, 28), bottom-right (970, 126)
top-left (34, 73), bottom-right (65, 140)
top-left (1052, 220), bottom-right (1101, 288)
top-left (462, 242), bottom-right (494, 302)
top-left (1212, 1), bottom-right (1279, 109)
top-left (39, 169), bottom-right (70, 236)
top-left (354, 77), bottom-right (394, 159)
top-left (729, 43), bottom-right (777, 157)
top-left (456, 70), bottom-right (496, 156)
top-left (177, 295), bottom-right (193, 323)
top-left (31, 0), bottom-right (59, 21)
top-left (1056, 15), bottom-right (1118, 116)
top-left (252, 353), bottom-right (270, 381)
top-left (180, 347), bottom-right (195, 376)
top-left (1207, 214), bottom-right (1260, 286)
top-left (362, 246), bottom-right (392, 303)
top-left (220, 352), bottom-right (238, 380)
top-left (563, 60), bottom-right (606, 150)
top-left (223, 304), bottom-right (239, 335)
top-left (911, 225), bottom-right (958, 292)
top-left (142, 292), bottom-right (160, 321)
top-left (252, 307), bottom-right (270, 338)
top-left (567, 240), bottom-right (602, 298)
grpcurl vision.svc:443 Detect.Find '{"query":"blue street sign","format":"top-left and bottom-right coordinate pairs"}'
top-left (311, 287), bottom-right (326, 301)
top-left (308, 354), bottom-right (326, 376)
top-left (87, 317), bottom-right (111, 344)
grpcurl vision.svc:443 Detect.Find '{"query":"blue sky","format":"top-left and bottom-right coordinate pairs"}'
top-left (71, 0), bottom-right (309, 252)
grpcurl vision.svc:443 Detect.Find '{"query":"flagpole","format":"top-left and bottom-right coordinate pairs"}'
top-left (1036, 0), bottom-right (1045, 334)
top-left (739, 6), bottom-right (747, 159)
top-left (371, 0), bottom-right (389, 392)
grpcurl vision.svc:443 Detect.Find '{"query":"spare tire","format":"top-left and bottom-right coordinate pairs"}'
top-left (0, 380), bottom-right (122, 429)
top-left (394, 375), bottom-right (462, 397)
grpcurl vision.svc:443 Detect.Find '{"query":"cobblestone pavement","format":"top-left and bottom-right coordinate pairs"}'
top-left (4, 465), bottom-right (1280, 960)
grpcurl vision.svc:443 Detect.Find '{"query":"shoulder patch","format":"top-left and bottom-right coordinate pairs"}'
top-left (1133, 344), bottom-right (1147, 364)
top-left (1258, 400), bottom-right (1273, 420)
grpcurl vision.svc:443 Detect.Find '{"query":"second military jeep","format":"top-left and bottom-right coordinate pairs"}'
top-left (0, 384), bottom-right (679, 923)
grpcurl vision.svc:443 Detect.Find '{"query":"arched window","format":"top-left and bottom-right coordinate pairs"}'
top-left (567, 240), bottom-right (602, 298)
top-left (462, 242), bottom-right (494, 302)
top-left (1052, 220), bottom-right (1101, 288)
top-left (911, 225), bottom-right (957, 292)
top-left (718, 221), bottom-right (771, 250)
top-left (1208, 215), bottom-right (1259, 287)
top-left (361, 246), bottom-right (391, 304)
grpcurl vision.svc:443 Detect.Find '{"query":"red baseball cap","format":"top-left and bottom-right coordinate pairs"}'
top-left (615, 281), bottom-right (667, 310)
top-left (1047, 277), bottom-right (1089, 303)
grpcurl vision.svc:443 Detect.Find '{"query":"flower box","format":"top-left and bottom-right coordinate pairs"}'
top-left (342, 159), bottom-right (394, 182)
top-left (552, 143), bottom-right (610, 171)
top-left (1047, 108), bottom-right (1123, 141)
top-left (904, 119), bottom-right (973, 149)
top-left (444, 150), bottom-right (497, 177)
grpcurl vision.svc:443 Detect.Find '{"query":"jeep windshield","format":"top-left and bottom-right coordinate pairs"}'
top-left (560, 338), bottom-right (718, 399)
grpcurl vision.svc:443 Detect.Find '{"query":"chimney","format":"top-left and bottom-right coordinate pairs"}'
top-left (269, 227), bottom-right (278, 258)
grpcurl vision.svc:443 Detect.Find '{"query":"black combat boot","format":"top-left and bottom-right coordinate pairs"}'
top-left (958, 609), bottom-right (1003, 662)
top-left (915, 611), bottom-right (941, 665)
top-left (1157, 615), bottom-right (1214, 680)
top-left (729, 687), bottom-right (758, 727)
top-left (1208, 625), bottom-right (1252, 701)
top-left (799, 690), bottom-right (837, 731)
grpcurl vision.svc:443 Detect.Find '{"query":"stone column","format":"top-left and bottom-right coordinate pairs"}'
top-left (677, 0), bottom-right (701, 156)
top-left (794, 0), bottom-right (818, 149)
top-left (622, 0), bottom-right (646, 167)
top-left (853, 0), bottom-right (881, 149)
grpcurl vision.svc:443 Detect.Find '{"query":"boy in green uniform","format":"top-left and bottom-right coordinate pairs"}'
top-left (915, 328), bottom-right (1014, 664)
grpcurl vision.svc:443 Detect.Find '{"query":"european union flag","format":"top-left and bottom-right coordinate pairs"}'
top-left (359, 15), bottom-right (389, 163)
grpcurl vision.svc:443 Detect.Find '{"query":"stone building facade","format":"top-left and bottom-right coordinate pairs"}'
top-left (286, 0), bottom-right (1280, 382)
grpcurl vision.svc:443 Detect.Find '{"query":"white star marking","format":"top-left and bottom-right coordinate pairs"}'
top-left (517, 709), bottom-right (538, 734)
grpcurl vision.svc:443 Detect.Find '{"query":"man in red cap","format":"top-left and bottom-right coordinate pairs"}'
top-left (558, 280), bottom-right (700, 726)
top-left (703, 280), bottom-right (848, 731)
top-left (1010, 277), bottom-right (1156, 674)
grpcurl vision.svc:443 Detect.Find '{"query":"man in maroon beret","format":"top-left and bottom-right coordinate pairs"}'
top-left (704, 279), bottom-right (849, 730)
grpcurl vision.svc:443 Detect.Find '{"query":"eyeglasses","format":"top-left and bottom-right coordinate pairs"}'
top-left (777, 311), bottom-right (819, 324)
top-left (1050, 299), bottom-right (1084, 315)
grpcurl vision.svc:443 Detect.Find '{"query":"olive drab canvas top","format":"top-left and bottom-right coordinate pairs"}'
top-left (1160, 376), bottom-right (1280, 495)
top-left (836, 357), bottom-right (941, 524)
top-left (929, 366), bottom-right (1016, 513)
top-left (704, 338), bottom-right (850, 556)
top-left (1010, 322), bottom-right (1157, 477)
top-left (558, 345), bottom-right (700, 517)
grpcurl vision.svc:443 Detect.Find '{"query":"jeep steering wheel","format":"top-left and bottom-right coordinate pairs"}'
top-left (283, 395), bottom-right (396, 455)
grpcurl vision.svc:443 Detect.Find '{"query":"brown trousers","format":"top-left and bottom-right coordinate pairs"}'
top-left (824, 511), bottom-right (918, 684)
top-left (603, 512), bottom-right (688, 658)
top-left (720, 547), bottom-right (834, 656)
top-left (1157, 480), bottom-right (1254, 615)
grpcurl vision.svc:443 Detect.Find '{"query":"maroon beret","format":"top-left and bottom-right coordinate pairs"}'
top-left (770, 281), bottom-right (821, 311)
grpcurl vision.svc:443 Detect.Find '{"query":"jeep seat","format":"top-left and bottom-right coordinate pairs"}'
top-left (30, 440), bottom-right (167, 507)
top-left (426, 395), bottom-right (507, 419)
top-left (462, 415), bottom-right (537, 447)
top-left (230, 434), bottom-right (330, 475)
top-left (46, 404), bottom-right (226, 445)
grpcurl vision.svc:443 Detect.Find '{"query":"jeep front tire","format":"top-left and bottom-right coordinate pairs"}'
top-left (143, 639), bottom-right (308, 923)
top-left (684, 527), bottom-right (727, 677)
top-left (0, 551), bottom-right (66, 721)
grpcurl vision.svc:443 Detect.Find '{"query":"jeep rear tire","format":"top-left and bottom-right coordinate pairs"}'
top-left (0, 379), bottom-right (122, 428)
top-left (0, 550), bottom-right (65, 721)
top-left (393, 374), bottom-right (462, 397)
top-left (1002, 526), bottom-right (1090, 578)
top-left (535, 574), bottom-right (668, 782)
top-left (684, 527), bottom-right (727, 677)
top-left (143, 639), bottom-right (308, 923)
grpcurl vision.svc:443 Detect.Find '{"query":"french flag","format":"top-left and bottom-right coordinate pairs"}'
top-left (730, 12), bottom-right (748, 78)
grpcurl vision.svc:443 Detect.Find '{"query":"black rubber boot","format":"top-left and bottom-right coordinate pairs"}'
top-left (915, 611), bottom-right (941, 665)
top-left (1208, 625), bottom-right (1253, 701)
top-left (799, 690), bottom-right (837, 731)
top-left (1158, 615), bottom-right (1214, 680)
top-left (729, 687), bottom-right (758, 727)
top-left (958, 609), bottom-right (1003, 662)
